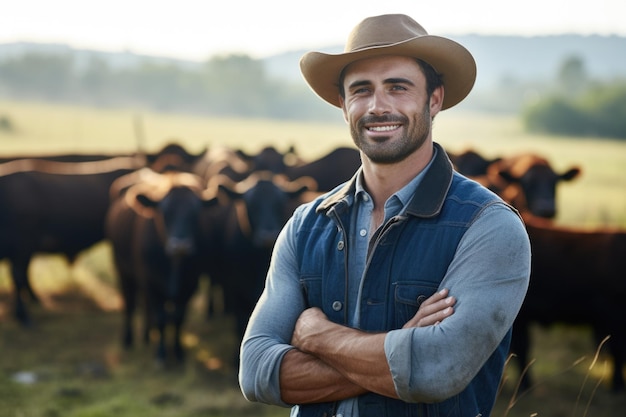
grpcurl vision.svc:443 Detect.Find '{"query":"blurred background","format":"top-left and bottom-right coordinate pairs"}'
top-left (1, 1), bottom-right (625, 416)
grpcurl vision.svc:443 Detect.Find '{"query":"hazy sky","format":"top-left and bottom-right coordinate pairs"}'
top-left (2, 0), bottom-right (624, 60)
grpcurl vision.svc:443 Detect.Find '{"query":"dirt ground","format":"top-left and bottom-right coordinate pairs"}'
top-left (1, 275), bottom-right (625, 417)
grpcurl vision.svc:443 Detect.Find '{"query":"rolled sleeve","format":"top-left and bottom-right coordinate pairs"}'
top-left (384, 204), bottom-right (531, 402)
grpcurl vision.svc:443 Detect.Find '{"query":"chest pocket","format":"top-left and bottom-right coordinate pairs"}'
top-left (393, 282), bottom-right (438, 329)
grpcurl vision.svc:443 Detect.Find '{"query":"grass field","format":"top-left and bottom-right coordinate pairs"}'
top-left (2, 99), bottom-right (625, 227)
top-left (1, 100), bottom-right (625, 416)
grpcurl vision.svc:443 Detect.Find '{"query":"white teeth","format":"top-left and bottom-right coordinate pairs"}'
top-left (368, 125), bottom-right (399, 132)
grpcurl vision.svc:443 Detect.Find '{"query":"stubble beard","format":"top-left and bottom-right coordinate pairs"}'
top-left (351, 106), bottom-right (431, 165)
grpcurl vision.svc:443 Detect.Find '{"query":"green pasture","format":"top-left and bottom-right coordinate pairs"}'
top-left (1, 100), bottom-right (626, 417)
top-left (2, 99), bottom-right (624, 228)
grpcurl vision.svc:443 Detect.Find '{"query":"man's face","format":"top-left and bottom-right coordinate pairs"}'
top-left (339, 55), bottom-right (438, 164)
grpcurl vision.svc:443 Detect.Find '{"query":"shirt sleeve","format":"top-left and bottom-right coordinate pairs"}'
top-left (238, 205), bottom-right (308, 407)
top-left (384, 203), bottom-right (531, 402)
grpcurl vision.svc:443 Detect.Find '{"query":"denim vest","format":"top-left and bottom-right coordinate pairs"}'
top-left (293, 144), bottom-right (511, 417)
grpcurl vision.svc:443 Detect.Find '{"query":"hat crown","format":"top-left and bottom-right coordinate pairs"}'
top-left (345, 14), bottom-right (428, 52)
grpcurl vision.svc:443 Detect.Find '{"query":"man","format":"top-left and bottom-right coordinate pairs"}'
top-left (239, 14), bottom-right (531, 417)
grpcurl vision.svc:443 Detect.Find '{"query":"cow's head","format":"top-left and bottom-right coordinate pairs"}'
top-left (129, 172), bottom-right (218, 257)
top-left (495, 155), bottom-right (581, 219)
top-left (217, 172), bottom-right (313, 248)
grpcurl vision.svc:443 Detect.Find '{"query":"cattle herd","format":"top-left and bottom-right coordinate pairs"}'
top-left (0, 142), bottom-right (624, 393)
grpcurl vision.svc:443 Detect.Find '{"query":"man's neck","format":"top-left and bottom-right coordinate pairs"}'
top-left (360, 142), bottom-right (433, 209)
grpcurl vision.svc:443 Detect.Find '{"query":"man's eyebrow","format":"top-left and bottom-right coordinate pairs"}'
top-left (347, 79), bottom-right (372, 90)
top-left (347, 77), bottom-right (415, 90)
top-left (384, 77), bottom-right (415, 86)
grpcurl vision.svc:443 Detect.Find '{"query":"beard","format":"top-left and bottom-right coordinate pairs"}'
top-left (350, 105), bottom-right (431, 165)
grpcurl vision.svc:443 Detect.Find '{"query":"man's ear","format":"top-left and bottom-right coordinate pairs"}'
top-left (430, 85), bottom-right (444, 117)
top-left (338, 95), bottom-right (349, 123)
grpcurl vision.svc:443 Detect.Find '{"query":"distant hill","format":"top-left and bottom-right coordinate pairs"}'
top-left (263, 34), bottom-right (626, 90)
top-left (2, 35), bottom-right (624, 91)
top-left (1, 35), bottom-right (624, 114)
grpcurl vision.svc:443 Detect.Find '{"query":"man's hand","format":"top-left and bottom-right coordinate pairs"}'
top-left (291, 307), bottom-right (328, 353)
top-left (403, 288), bottom-right (455, 329)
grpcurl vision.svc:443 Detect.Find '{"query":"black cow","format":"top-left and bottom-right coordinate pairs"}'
top-left (285, 147), bottom-right (362, 192)
top-left (0, 157), bottom-right (144, 325)
top-left (488, 154), bottom-right (581, 218)
top-left (105, 170), bottom-right (217, 363)
top-left (447, 149), bottom-right (501, 177)
top-left (0, 143), bottom-right (202, 326)
top-left (511, 215), bottom-right (626, 392)
top-left (201, 173), bottom-right (313, 365)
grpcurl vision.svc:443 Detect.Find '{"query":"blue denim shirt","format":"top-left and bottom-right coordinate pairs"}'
top-left (239, 143), bottom-right (531, 416)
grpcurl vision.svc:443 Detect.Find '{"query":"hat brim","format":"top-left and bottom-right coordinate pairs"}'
top-left (299, 35), bottom-right (476, 110)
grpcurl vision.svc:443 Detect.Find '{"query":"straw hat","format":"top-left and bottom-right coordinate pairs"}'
top-left (300, 14), bottom-right (476, 110)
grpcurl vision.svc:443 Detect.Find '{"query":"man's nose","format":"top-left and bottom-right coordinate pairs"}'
top-left (368, 90), bottom-right (391, 115)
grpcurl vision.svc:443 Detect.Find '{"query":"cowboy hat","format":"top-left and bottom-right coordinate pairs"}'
top-left (300, 14), bottom-right (476, 110)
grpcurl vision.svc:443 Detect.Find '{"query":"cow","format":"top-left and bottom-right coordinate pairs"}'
top-left (0, 142), bottom-right (202, 326)
top-left (486, 154), bottom-right (581, 219)
top-left (105, 170), bottom-right (217, 363)
top-left (200, 172), bottom-right (314, 366)
top-left (447, 149), bottom-right (501, 177)
top-left (284, 146), bottom-right (362, 192)
top-left (0, 156), bottom-right (144, 325)
top-left (193, 145), bottom-right (299, 182)
top-left (449, 150), bottom-right (581, 219)
top-left (511, 215), bottom-right (626, 392)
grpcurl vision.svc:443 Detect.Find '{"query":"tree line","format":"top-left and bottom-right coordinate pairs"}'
top-left (1, 51), bottom-right (625, 139)
top-left (0, 52), bottom-right (338, 122)
top-left (522, 56), bottom-right (626, 140)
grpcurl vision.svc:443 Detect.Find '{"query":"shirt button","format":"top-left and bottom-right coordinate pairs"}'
top-left (362, 194), bottom-right (369, 202)
top-left (337, 240), bottom-right (344, 250)
top-left (332, 301), bottom-right (343, 311)
top-left (359, 228), bottom-right (367, 237)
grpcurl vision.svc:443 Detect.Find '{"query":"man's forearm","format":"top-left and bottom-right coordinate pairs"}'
top-left (292, 308), bottom-right (399, 399)
top-left (279, 348), bottom-right (367, 404)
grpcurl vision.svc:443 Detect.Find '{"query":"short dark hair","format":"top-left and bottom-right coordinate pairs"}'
top-left (338, 58), bottom-right (443, 100)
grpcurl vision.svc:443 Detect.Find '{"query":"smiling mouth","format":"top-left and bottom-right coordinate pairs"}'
top-left (367, 125), bottom-right (401, 132)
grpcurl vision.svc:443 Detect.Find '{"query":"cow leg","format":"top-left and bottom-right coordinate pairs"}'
top-left (119, 274), bottom-right (136, 349)
top-left (151, 297), bottom-right (168, 364)
top-left (10, 256), bottom-right (34, 326)
top-left (172, 305), bottom-right (186, 363)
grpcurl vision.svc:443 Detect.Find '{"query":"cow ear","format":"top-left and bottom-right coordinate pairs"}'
top-left (561, 167), bottom-right (581, 181)
top-left (235, 149), bottom-right (253, 162)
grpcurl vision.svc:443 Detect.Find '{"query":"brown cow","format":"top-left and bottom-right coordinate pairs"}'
top-left (485, 154), bottom-right (581, 218)
top-left (105, 170), bottom-right (217, 363)
top-left (452, 150), bottom-right (581, 219)
top-left (511, 215), bottom-right (626, 392)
